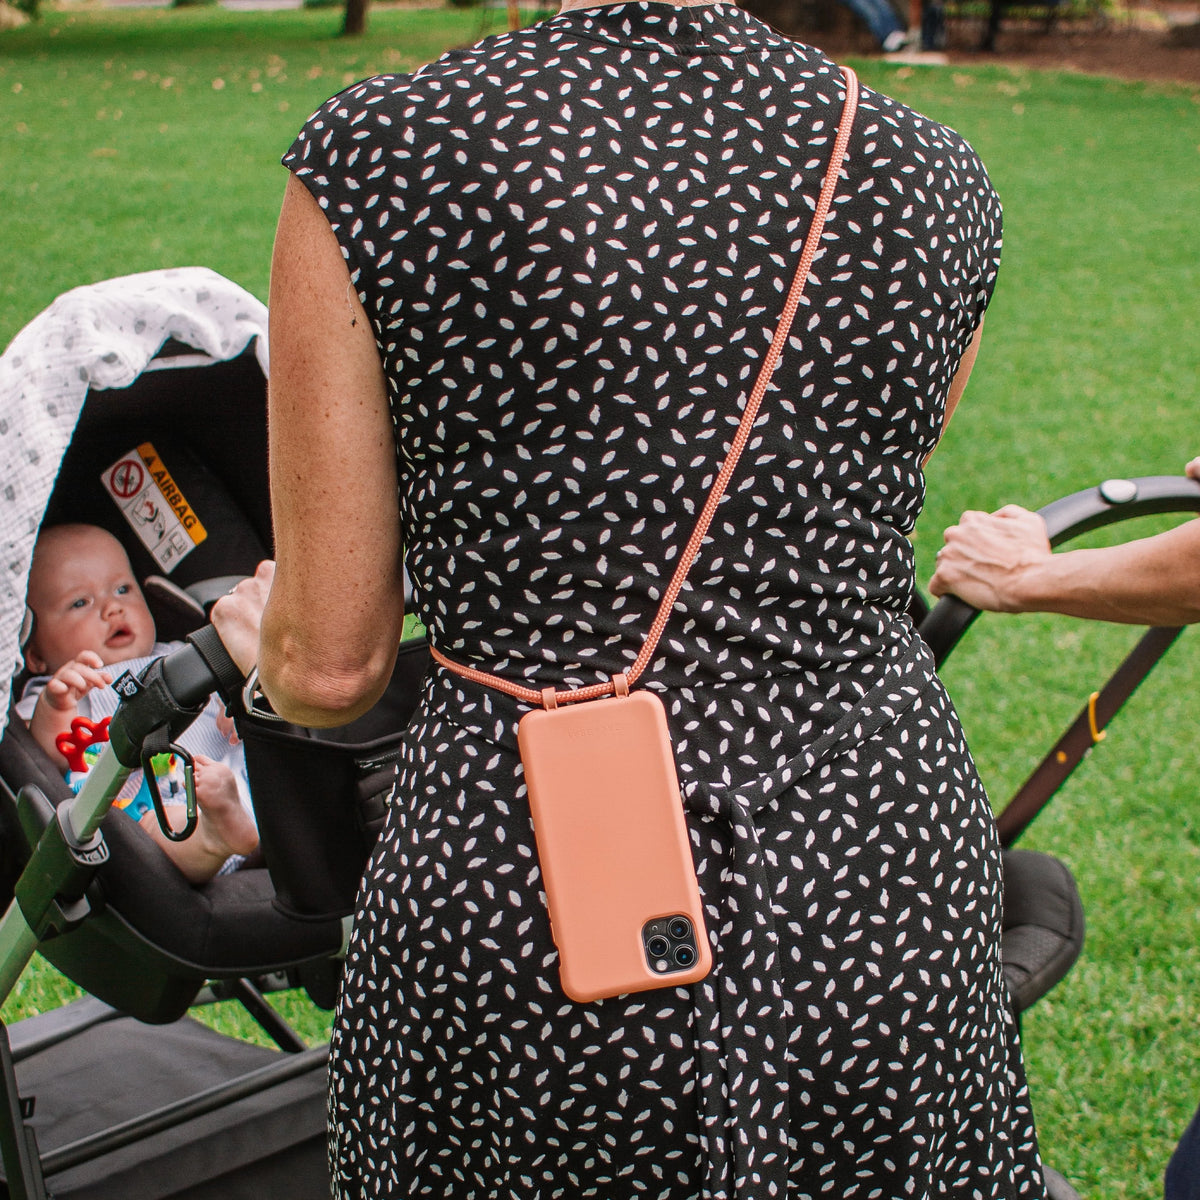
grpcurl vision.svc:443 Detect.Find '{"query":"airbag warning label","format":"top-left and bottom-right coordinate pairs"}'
top-left (103, 442), bottom-right (207, 574)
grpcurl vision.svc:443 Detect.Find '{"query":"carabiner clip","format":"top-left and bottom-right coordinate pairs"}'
top-left (140, 725), bottom-right (198, 842)
top-left (241, 665), bottom-right (286, 725)
top-left (1087, 691), bottom-right (1107, 745)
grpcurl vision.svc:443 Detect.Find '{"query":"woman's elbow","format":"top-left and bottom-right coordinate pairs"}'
top-left (258, 642), bottom-right (397, 728)
top-left (1173, 593), bottom-right (1200, 627)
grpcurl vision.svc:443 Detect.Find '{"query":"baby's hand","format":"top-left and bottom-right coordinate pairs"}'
top-left (40, 652), bottom-right (112, 712)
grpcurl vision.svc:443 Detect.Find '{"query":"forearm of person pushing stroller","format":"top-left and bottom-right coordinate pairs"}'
top-left (930, 457), bottom-right (1200, 626)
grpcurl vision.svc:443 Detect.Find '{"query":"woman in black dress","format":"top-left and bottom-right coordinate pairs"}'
top-left (229, 2), bottom-right (1046, 1194)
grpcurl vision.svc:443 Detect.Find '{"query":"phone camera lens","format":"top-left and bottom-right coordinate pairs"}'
top-left (673, 945), bottom-right (696, 967)
top-left (646, 935), bottom-right (670, 958)
top-left (667, 918), bottom-right (691, 940)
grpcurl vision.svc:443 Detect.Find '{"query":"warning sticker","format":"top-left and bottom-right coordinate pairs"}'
top-left (103, 443), bottom-right (208, 574)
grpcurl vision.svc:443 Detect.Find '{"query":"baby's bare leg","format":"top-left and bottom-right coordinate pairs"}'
top-left (138, 756), bottom-right (258, 884)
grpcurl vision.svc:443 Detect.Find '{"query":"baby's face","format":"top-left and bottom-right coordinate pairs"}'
top-left (26, 526), bottom-right (157, 674)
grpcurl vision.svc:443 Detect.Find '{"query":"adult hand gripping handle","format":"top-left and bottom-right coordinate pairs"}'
top-left (918, 475), bottom-right (1200, 668)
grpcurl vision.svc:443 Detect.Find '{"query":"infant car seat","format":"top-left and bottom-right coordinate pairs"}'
top-left (0, 269), bottom-right (428, 1199)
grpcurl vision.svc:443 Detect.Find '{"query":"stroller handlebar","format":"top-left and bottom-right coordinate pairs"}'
top-left (106, 626), bottom-right (247, 769)
top-left (920, 475), bottom-right (1200, 666)
top-left (179, 625), bottom-right (248, 708)
top-left (1039, 474), bottom-right (1200, 546)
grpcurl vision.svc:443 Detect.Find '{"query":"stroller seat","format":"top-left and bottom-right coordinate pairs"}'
top-left (0, 269), bottom-right (356, 1022)
top-left (1000, 847), bottom-right (1085, 1018)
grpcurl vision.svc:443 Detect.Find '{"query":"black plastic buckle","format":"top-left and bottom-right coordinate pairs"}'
top-left (14, 788), bottom-right (109, 941)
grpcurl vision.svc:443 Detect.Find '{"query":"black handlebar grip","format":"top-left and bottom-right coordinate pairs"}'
top-left (919, 595), bottom-right (980, 670)
top-left (184, 625), bottom-right (248, 707)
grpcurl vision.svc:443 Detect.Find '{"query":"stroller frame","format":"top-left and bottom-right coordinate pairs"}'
top-left (0, 625), bottom-right (336, 1200)
top-left (0, 626), bottom-right (429, 1199)
top-left (918, 473), bottom-right (1200, 845)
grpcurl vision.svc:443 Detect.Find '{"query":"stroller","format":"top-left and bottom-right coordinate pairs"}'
top-left (0, 268), bottom-right (428, 1199)
top-left (0, 267), bottom-right (1185, 1198)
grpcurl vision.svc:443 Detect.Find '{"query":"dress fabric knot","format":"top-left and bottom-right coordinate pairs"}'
top-left (680, 639), bottom-right (927, 1200)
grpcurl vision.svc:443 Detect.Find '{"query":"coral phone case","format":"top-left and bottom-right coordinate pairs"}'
top-left (517, 689), bottom-right (711, 1003)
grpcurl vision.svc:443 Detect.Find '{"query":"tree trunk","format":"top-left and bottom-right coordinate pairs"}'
top-left (342, 0), bottom-right (368, 37)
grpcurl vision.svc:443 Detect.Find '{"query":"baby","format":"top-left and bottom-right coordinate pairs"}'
top-left (18, 523), bottom-right (259, 883)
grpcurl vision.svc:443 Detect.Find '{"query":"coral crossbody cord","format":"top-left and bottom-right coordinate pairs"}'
top-left (430, 67), bottom-right (860, 712)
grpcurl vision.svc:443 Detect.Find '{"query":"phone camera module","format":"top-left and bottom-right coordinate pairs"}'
top-left (643, 914), bottom-right (701, 976)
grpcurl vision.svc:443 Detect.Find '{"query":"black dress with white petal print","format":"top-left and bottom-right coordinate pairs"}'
top-left (284, 4), bottom-right (1046, 1197)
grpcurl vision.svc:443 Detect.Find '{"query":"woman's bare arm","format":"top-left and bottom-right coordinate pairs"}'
top-left (923, 321), bottom-right (984, 466)
top-left (254, 174), bottom-right (407, 726)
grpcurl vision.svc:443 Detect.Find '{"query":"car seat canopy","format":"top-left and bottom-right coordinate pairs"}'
top-left (0, 268), bottom-right (269, 736)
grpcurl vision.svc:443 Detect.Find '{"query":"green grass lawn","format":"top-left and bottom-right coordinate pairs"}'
top-left (2, 7), bottom-right (1199, 1196)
